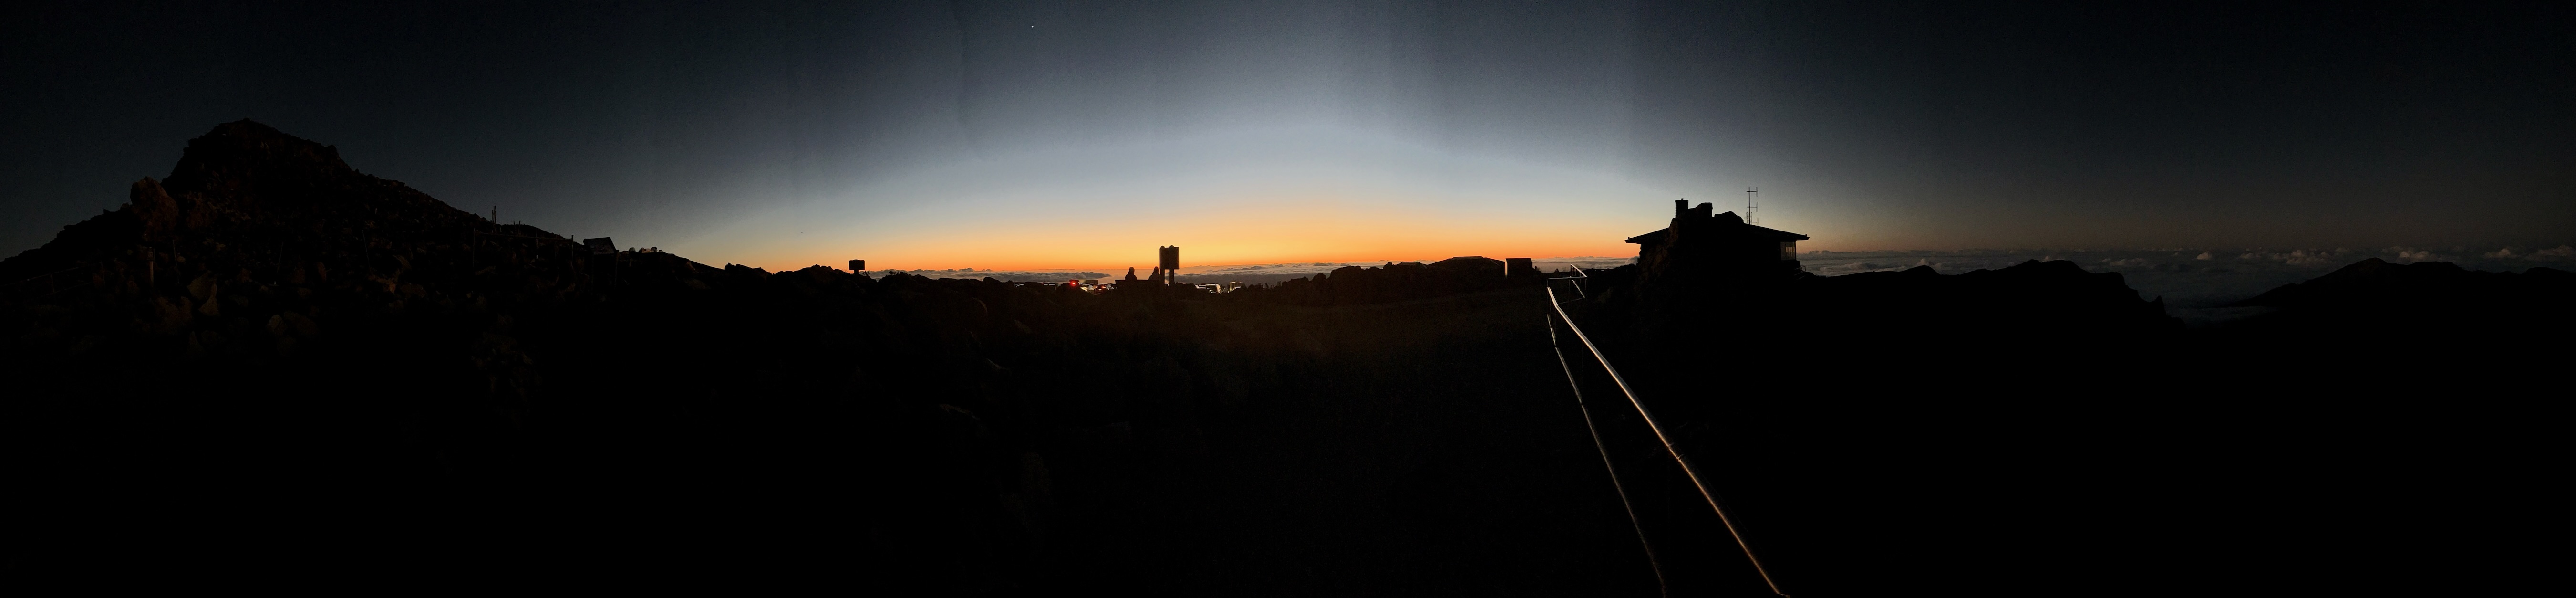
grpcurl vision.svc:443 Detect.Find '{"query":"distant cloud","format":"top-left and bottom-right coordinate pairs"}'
top-left (2195, 252), bottom-right (2214, 260)
top-left (2482, 245), bottom-right (2576, 261)
top-left (2384, 247), bottom-right (2449, 262)
top-left (2234, 249), bottom-right (2352, 265)
top-left (2285, 251), bottom-right (2338, 266)
top-left (2101, 257), bottom-right (2152, 267)
top-left (1533, 257), bottom-right (1635, 271)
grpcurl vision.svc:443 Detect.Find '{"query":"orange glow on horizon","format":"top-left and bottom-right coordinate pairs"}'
top-left (736, 238), bottom-right (1642, 273)
top-left (703, 195), bottom-right (1688, 272)
top-left (702, 224), bottom-right (1902, 273)
top-left (676, 186), bottom-right (1897, 273)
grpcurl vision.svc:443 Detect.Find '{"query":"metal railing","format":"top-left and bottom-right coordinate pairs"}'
top-left (4, 262), bottom-right (104, 300)
top-left (1545, 285), bottom-right (1790, 598)
top-left (1548, 266), bottom-right (1591, 300)
top-left (1547, 309), bottom-right (1670, 597)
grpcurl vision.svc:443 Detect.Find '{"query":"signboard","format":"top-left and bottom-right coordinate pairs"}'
top-left (1158, 245), bottom-right (1180, 272)
top-left (584, 237), bottom-right (616, 255)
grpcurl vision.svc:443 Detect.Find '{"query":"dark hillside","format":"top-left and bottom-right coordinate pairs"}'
top-left (2226, 257), bottom-right (2576, 345)
top-left (1552, 224), bottom-right (2203, 595)
top-left (1545, 205), bottom-right (2561, 596)
top-left (0, 122), bottom-right (1663, 593)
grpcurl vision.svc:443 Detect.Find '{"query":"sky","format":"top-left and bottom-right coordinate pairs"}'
top-left (5, 1), bottom-right (2570, 271)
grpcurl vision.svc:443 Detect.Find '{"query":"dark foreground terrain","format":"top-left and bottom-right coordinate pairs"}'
top-left (5, 122), bottom-right (2565, 595)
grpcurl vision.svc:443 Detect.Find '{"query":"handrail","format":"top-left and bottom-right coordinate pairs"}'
top-left (4, 262), bottom-right (106, 300)
top-left (1548, 265), bottom-right (1591, 299)
top-left (1546, 286), bottom-right (1789, 598)
top-left (7, 262), bottom-right (100, 288)
top-left (1547, 311), bottom-right (1670, 597)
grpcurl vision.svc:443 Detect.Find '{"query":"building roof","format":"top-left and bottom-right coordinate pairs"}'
top-left (1624, 222), bottom-right (1810, 244)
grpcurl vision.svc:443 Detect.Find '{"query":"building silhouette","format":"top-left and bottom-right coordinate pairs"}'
top-left (1626, 199), bottom-right (1807, 277)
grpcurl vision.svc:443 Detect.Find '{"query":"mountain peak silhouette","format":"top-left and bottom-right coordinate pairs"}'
top-left (2230, 257), bottom-right (2563, 308)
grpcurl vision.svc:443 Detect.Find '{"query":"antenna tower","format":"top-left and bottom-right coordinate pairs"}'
top-left (1745, 187), bottom-right (1759, 224)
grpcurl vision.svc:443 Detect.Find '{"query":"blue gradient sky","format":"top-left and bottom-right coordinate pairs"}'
top-left (7, 1), bottom-right (2570, 271)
